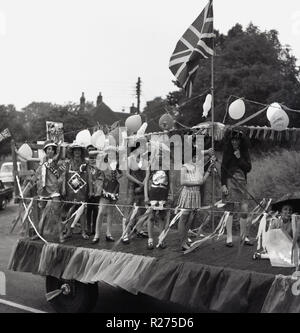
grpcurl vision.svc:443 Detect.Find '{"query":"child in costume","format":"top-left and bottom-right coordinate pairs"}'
top-left (92, 147), bottom-right (122, 244)
top-left (86, 144), bottom-right (105, 236)
top-left (34, 140), bottom-right (64, 242)
top-left (177, 147), bottom-right (213, 251)
top-left (144, 143), bottom-right (173, 250)
top-left (62, 142), bottom-right (89, 240)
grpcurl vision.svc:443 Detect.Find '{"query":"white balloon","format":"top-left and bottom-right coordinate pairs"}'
top-left (229, 99), bottom-right (246, 120)
top-left (267, 103), bottom-right (282, 121)
top-left (18, 143), bottom-right (33, 159)
top-left (270, 108), bottom-right (289, 131)
top-left (202, 94), bottom-right (212, 118)
top-left (91, 130), bottom-right (106, 150)
top-left (125, 115), bottom-right (142, 134)
top-left (76, 129), bottom-right (91, 147)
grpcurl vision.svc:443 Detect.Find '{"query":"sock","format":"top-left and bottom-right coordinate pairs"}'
top-left (226, 217), bottom-right (233, 243)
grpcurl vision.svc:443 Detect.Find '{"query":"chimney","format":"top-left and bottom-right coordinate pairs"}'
top-left (96, 92), bottom-right (103, 107)
top-left (130, 103), bottom-right (136, 114)
top-left (80, 92), bottom-right (86, 111)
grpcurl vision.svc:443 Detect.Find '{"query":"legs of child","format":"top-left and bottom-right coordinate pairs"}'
top-left (157, 210), bottom-right (169, 249)
top-left (178, 211), bottom-right (192, 250)
top-left (80, 209), bottom-right (89, 240)
top-left (105, 205), bottom-right (115, 242)
top-left (93, 198), bottom-right (107, 243)
top-left (147, 210), bottom-right (155, 250)
top-left (226, 214), bottom-right (233, 247)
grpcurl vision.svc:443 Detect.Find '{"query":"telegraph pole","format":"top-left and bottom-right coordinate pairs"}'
top-left (136, 77), bottom-right (141, 113)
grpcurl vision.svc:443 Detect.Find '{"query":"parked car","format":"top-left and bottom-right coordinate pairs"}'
top-left (0, 180), bottom-right (13, 210)
top-left (0, 161), bottom-right (28, 187)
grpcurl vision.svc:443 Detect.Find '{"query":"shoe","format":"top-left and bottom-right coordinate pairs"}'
top-left (244, 239), bottom-right (254, 246)
top-left (147, 241), bottom-right (154, 250)
top-left (92, 237), bottom-right (99, 244)
top-left (136, 231), bottom-right (148, 239)
top-left (181, 243), bottom-right (191, 251)
top-left (82, 233), bottom-right (89, 240)
top-left (252, 252), bottom-right (261, 260)
top-left (105, 235), bottom-right (115, 242)
top-left (226, 242), bottom-right (234, 248)
top-left (158, 241), bottom-right (167, 249)
top-left (121, 234), bottom-right (130, 245)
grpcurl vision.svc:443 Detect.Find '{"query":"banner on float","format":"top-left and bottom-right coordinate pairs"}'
top-left (46, 121), bottom-right (64, 144)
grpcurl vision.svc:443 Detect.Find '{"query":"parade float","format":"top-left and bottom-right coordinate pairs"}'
top-left (7, 0), bottom-right (300, 313)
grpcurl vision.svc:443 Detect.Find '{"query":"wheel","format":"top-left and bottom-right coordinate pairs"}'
top-left (45, 276), bottom-right (98, 313)
top-left (0, 199), bottom-right (7, 210)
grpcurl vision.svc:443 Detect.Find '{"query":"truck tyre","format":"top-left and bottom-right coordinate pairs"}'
top-left (0, 199), bottom-right (7, 210)
top-left (46, 276), bottom-right (98, 313)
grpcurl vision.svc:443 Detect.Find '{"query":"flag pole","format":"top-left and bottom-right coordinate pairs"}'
top-left (211, 0), bottom-right (215, 232)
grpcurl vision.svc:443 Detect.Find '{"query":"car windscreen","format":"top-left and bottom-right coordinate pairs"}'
top-left (0, 164), bottom-right (13, 173)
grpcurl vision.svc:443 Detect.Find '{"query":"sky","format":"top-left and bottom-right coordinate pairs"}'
top-left (0, 0), bottom-right (299, 113)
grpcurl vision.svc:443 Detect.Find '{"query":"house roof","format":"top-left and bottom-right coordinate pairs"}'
top-left (89, 102), bottom-right (129, 126)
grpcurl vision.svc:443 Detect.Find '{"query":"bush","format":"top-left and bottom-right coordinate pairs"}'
top-left (248, 149), bottom-right (300, 201)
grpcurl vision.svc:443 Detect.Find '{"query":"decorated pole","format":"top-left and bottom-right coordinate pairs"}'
top-left (210, 1), bottom-right (215, 232)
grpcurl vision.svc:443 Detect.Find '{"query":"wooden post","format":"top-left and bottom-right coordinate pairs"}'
top-left (11, 139), bottom-right (20, 200)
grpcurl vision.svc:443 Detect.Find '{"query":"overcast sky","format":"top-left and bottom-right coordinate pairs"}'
top-left (0, 0), bottom-right (299, 112)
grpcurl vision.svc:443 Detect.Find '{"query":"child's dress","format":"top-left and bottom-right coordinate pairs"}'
top-left (177, 163), bottom-right (202, 209)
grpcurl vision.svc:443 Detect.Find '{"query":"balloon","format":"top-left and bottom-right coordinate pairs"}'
top-left (76, 129), bottom-right (91, 147)
top-left (159, 114), bottom-right (174, 130)
top-left (270, 108), bottom-right (289, 131)
top-left (136, 122), bottom-right (148, 137)
top-left (125, 115), bottom-right (142, 134)
top-left (229, 99), bottom-right (246, 120)
top-left (18, 143), bottom-right (33, 160)
top-left (202, 94), bottom-right (212, 118)
top-left (267, 103), bottom-right (281, 121)
top-left (91, 130), bottom-right (106, 150)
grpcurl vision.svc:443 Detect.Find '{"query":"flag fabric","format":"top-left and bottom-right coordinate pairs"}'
top-left (169, 0), bottom-right (214, 97)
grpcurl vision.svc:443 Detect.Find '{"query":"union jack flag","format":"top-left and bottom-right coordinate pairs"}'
top-left (169, 0), bottom-right (214, 97)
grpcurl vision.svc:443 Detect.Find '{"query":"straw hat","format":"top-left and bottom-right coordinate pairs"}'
top-left (43, 140), bottom-right (57, 152)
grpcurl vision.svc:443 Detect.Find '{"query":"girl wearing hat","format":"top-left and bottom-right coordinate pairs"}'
top-left (61, 142), bottom-right (89, 240)
top-left (34, 140), bottom-right (64, 241)
top-left (221, 129), bottom-right (253, 247)
top-left (86, 145), bottom-right (105, 236)
top-left (92, 148), bottom-right (122, 244)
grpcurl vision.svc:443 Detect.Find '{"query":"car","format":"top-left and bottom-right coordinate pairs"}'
top-left (0, 161), bottom-right (28, 187)
top-left (0, 180), bottom-right (13, 210)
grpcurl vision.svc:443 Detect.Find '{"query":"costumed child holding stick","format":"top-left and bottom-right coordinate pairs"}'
top-left (33, 140), bottom-right (64, 242)
top-left (92, 147), bottom-right (122, 244)
top-left (122, 143), bottom-right (148, 244)
top-left (177, 147), bottom-right (214, 251)
top-left (61, 142), bottom-right (89, 241)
